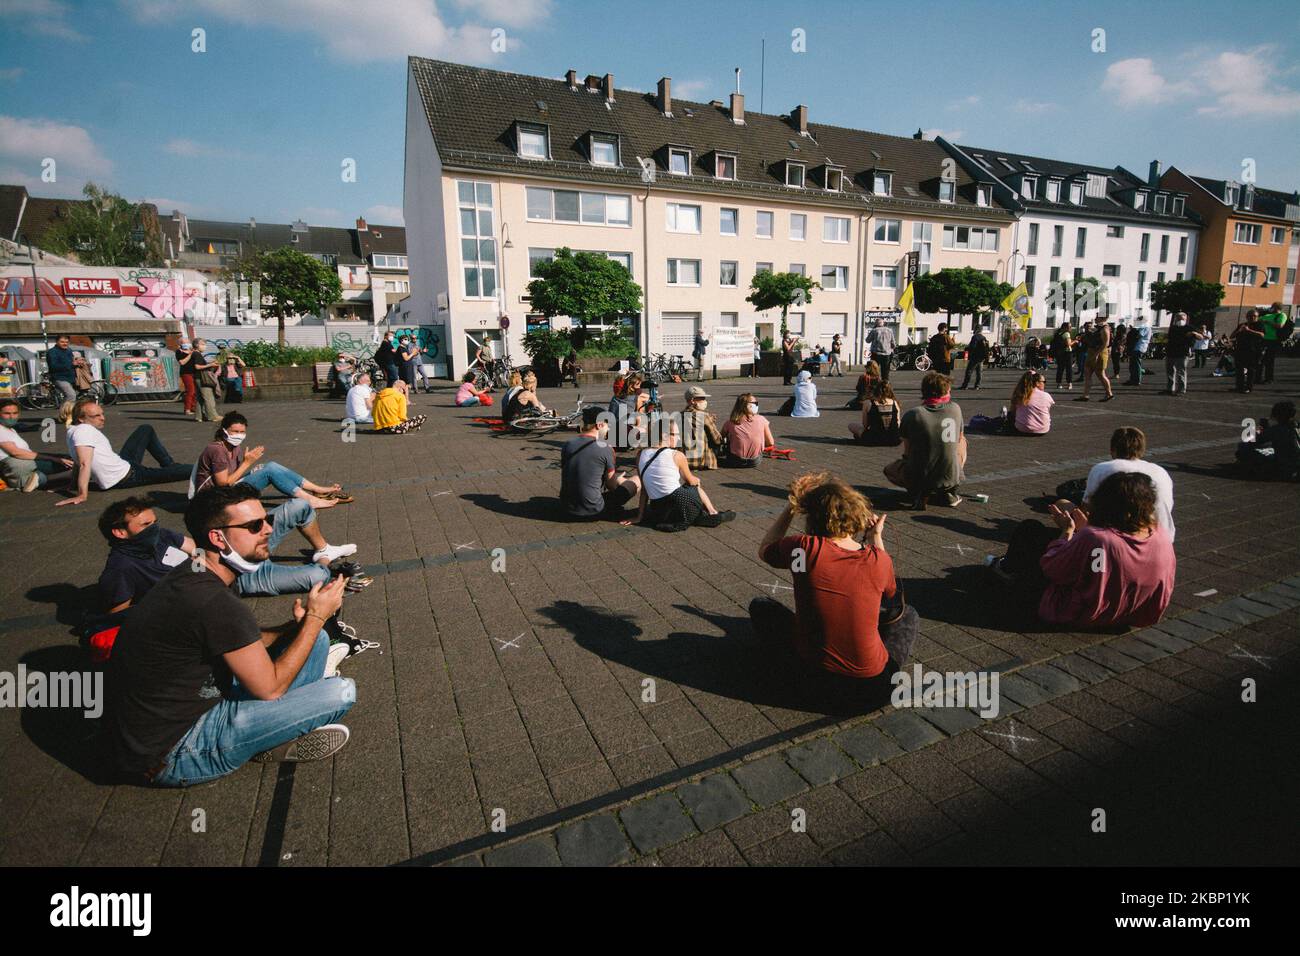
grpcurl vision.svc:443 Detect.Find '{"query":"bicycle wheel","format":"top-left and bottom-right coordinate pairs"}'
top-left (914, 354), bottom-right (932, 372)
top-left (509, 415), bottom-right (562, 434)
top-left (16, 382), bottom-right (56, 410)
top-left (86, 380), bottom-right (118, 406)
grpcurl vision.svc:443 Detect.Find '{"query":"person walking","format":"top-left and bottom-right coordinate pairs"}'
top-left (1162, 313), bottom-right (1205, 396)
top-left (926, 323), bottom-right (956, 376)
top-left (1124, 317), bottom-right (1151, 386)
top-left (218, 346), bottom-right (246, 404)
top-left (176, 339), bottom-right (199, 415)
top-left (692, 327), bottom-right (710, 382)
top-left (866, 318), bottom-right (896, 384)
top-left (192, 339), bottom-right (221, 423)
top-left (959, 328), bottom-right (989, 390)
top-left (828, 334), bottom-right (844, 377)
top-left (1258, 301), bottom-right (1291, 384)
top-left (1231, 311), bottom-right (1266, 394)
top-left (751, 335), bottom-right (761, 379)
top-left (1050, 322), bottom-right (1074, 390)
top-left (1076, 320), bottom-right (1114, 402)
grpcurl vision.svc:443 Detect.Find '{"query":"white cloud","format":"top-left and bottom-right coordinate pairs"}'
top-left (947, 95), bottom-right (980, 111)
top-left (1101, 58), bottom-right (1189, 107)
top-left (1196, 47), bottom-right (1300, 116)
top-left (1013, 99), bottom-right (1057, 114)
top-left (921, 128), bottom-right (964, 142)
top-left (0, 115), bottom-right (113, 178)
top-left (126, 0), bottom-right (552, 63)
top-left (162, 137), bottom-right (245, 159)
top-left (673, 79), bottom-right (712, 102)
top-left (365, 204), bottom-right (404, 225)
top-left (0, 0), bottom-right (86, 41)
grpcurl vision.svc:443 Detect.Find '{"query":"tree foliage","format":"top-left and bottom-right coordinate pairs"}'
top-left (40, 182), bottom-right (164, 267)
top-left (221, 246), bottom-right (342, 346)
top-left (913, 267), bottom-right (1008, 327)
top-left (746, 270), bottom-right (819, 338)
top-left (1149, 277), bottom-right (1225, 327)
top-left (1046, 275), bottom-right (1109, 320)
top-left (526, 248), bottom-right (643, 328)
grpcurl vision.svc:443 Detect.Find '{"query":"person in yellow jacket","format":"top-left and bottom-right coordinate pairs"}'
top-left (372, 381), bottom-right (426, 434)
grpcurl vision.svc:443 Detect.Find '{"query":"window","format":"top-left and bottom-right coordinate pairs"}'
top-left (715, 153), bottom-right (737, 180)
top-left (942, 225), bottom-right (999, 251)
top-left (874, 219), bottom-right (901, 243)
top-left (1046, 180), bottom-right (1061, 203)
top-left (975, 184), bottom-right (990, 206)
top-left (1074, 267), bottom-right (1084, 280)
top-left (826, 168), bottom-right (844, 192)
top-left (1027, 223), bottom-right (1039, 256)
top-left (371, 254), bottom-right (408, 269)
top-left (517, 125), bottom-right (548, 159)
top-left (1139, 233), bottom-right (1150, 261)
top-left (1267, 267), bottom-right (1280, 286)
top-left (1134, 191), bottom-right (1147, 211)
top-left (1159, 235), bottom-right (1169, 263)
top-left (1069, 182), bottom-right (1084, 205)
top-left (201, 239), bottom-right (239, 255)
top-left (1271, 226), bottom-right (1286, 244)
top-left (1154, 193), bottom-right (1167, 214)
top-left (719, 260), bottom-right (738, 287)
top-left (1020, 177), bottom-right (1037, 199)
top-left (669, 148), bottom-right (691, 175)
top-left (531, 248), bottom-right (632, 277)
top-left (786, 163), bottom-right (806, 188)
top-left (1172, 196), bottom-right (1185, 216)
top-left (590, 135), bottom-right (618, 166)
top-left (1137, 270), bottom-right (1147, 299)
top-left (1225, 183), bottom-right (1239, 206)
top-left (1227, 264), bottom-right (1257, 285)
top-left (1049, 266), bottom-right (1060, 284)
top-left (912, 222), bottom-right (933, 276)
top-left (786, 312), bottom-right (805, 334)
top-left (1102, 264), bottom-right (1120, 277)
top-left (756, 210), bottom-right (774, 238)
top-left (756, 261), bottom-right (773, 274)
top-left (1086, 173), bottom-right (1108, 197)
top-left (720, 207), bottom-right (739, 236)
top-left (1289, 268), bottom-right (1297, 285)
top-left (666, 203), bottom-right (701, 233)
top-left (1178, 236), bottom-right (1187, 263)
top-left (938, 180), bottom-right (955, 203)
top-left (667, 258), bottom-right (701, 285)
top-left (873, 171), bottom-right (892, 195)
top-left (789, 263), bottom-right (806, 276)
top-left (871, 267), bottom-right (898, 290)
top-left (1052, 225), bottom-right (1063, 257)
top-left (1106, 225), bottom-right (1125, 238)
top-left (385, 280), bottom-right (409, 293)
top-left (790, 213), bottom-right (807, 241)
top-left (1234, 223), bottom-right (1261, 244)
top-left (1024, 264), bottom-right (1036, 295)
top-left (823, 216), bottom-right (850, 243)
top-left (458, 179), bottom-right (497, 298)
top-left (719, 312), bottom-right (739, 327)
top-left (606, 252), bottom-right (632, 275)
top-left (1075, 227), bottom-right (1087, 258)
top-left (525, 187), bottom-right (630, 226)
top-left (821, 265), bottom-right (848, 290)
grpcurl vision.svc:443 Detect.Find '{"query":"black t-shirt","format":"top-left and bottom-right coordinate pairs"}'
top-left (176, 349), bottom-right (195, 377)
top-left (968, 334), bottom-right (989, 362)
top-left (374, 341), bottom-right (396, 366)
top-left (399, 344), bottom-right (420, 370)
top-left (99, 527), bottom-right (188, 609)
top-left (927, 333), bottom-right (951, 363)
top-left (108, 565), bottom-right (261, 774)
top-left (560, 436), bottom-right (615, 516)
top-left (1165, 325), bottom-right (1193, 359)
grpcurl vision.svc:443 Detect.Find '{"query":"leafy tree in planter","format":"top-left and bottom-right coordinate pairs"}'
top-left (746, 271), bottom-right (819, 339)
top-left (913, 267), bottom-right (1007, 330)
top-left (526, 248), bottom-right (643, 329)
top-left (1045, 275), bottom-right (1108, 323)
top-left (1149, 277), bottom-right (1225, 330)
top-left (222, 246), bottom-right (342, 346)
top-left (42, 182), bottom-right (164, 267)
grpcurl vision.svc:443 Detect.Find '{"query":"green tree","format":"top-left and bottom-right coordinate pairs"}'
top-left (1045, 275), bottom-right (1108, 322)
top-left (222, 246), bottom-right (342, 346)
top-left (41, 182), bottom-right (164, 267)
top-left (746, 270), bottom-right (819, 339)
top-left (913, 267), bottom-right (1005, 330)
top-left (526, 248), bottom-right (643, 329)
top-left (1149, 277), bottom-right (1225, 329)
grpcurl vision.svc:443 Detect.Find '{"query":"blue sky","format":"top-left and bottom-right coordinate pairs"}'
top-left (2, 0), bottom-right (1297, 228)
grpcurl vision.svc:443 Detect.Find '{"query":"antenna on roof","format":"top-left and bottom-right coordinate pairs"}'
top-left (760, 38), bottom-right (765, 113)
top-left (735, 67), bottom-right (740, 94)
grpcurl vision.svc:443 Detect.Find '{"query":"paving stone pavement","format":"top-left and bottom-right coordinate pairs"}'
top-left (0, 363), bottom-right (1296, 867)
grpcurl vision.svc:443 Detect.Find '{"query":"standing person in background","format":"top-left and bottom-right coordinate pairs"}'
top-left (1077, 321), bottom-right (1113, 402)
top-left (926, 323), bottom-right (956, 376)
top-left (192, 339), bottom-right (221, 423)
top-left (1125, 316), bottom-right (1151, 386)
top-left (828, 334), bottom-right (844, 377)
top-left (959, 327), bottom-right (989, 390)
top-left (175, 339), bottom-right (198, 415)
top-left (397, 335), bottom-right (421, 390)
top-left (781, 333), bottom-right (797, 386)
top-left (1258, 301), bottom-right (1291, 385)
top-left (692, 327), bottom-right (710, 382)
top-left (1111, 322), bottom-right (1127, 373)
top-left (1050, 322), bottom-right (1074, 390)
top-left (218, 346), bottom-right (246, 404)
top-left (1162, 312), bottom-right (1205, 396)
top-left (1074, 322), bottom-right (1090, 378)
top-left (751, 335), bottom-right (761, 379)
top-left (1192, 323), bottom-right (1212, 369)
top-left (1231, 311), bottom-right (1266, 394)
top-left (374, 331), bottom-right (399, 389)
top-left (46, 334), bottom-right (79, 404)
top-left (866, 317), bottom-right (896, 384)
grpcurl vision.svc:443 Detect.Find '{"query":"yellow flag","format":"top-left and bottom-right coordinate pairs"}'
top-left (898, 281), bottom-right (916, 328)
top-left (1001, 281), bottom-right (1032, 330)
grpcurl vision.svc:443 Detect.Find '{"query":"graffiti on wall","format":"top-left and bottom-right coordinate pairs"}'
top-left (0, 277), bottom-right (77, 315)
top-left (329, 326), bottom-right (441, 360)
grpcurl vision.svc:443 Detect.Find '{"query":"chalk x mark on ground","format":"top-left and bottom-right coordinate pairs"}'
top-left (494, 633), bottom-right (525, 650)
top-left (983, 721), bottom-right (1036, 755)
top-left (1228, 643), bottom-right (1274, 669)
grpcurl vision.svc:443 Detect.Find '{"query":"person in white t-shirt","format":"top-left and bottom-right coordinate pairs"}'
top-left (791, 369), bottom-right (820, 418)
top-left (344, 373), bottom-right (375, 424)
top-left (0, 397), bottom-right (74, 492)
top-left (57, 399), bottom-right (192, 507)
top-left (1082, 426), bottom-right (1176, 541)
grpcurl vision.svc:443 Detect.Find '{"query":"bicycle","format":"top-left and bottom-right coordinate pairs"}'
top-left (508, 394), bottom-right (604, 435)
top-left (16, 374), bottom-right (117, 410)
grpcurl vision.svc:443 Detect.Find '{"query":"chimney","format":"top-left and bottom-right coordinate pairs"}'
top-left (792, 104), bottom-right (808, 134)
top-left (913, 128), bottom-right (924, 140)
top-left (565, 69), bottom-right (577, 89)
top-left (1148, 159), bottom-right (1161, 188)
top-left (603, 73), bottom-right (615, 103)
top-left (584, 74), bottom-right (600, 92)
top-left (657, 76), bottom-right (672, 116)
top-left (356, 217), bottom-right (368, 232)
top-left (730, 91), bottom-right (744, 124)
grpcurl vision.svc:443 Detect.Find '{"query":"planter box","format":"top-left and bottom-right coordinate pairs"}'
top-left (240, 365), bottom-right (327, 402)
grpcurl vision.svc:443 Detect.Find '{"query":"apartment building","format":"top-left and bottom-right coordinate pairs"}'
top-left (403, 58), bottom-right (1013, 375)
top-left (939, 146), bottom-right (1202, 328)
top-left (1160, 168), bottom-right (1299, 323)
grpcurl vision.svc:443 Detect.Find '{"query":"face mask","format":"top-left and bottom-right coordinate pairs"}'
top-left (695, 400), bottom-right (708, 410)
top-left (746, 403), bottom-right (758, 415)
top-left (0, 416), bottom-right (18, 428)
top-left (217, 538), bottom-right (262, 574)
top-left (224, 430), bottom-right (246, 446)
top-left (117, 523), bottom-right (163, 557)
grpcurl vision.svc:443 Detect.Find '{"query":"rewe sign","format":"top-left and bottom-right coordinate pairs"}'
top-left (62, 277), bottom-right (122, 296)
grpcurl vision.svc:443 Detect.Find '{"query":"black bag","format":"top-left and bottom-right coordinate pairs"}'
top-left (776, 396), bottom-right (795, 416)
top-left (1055, 477), bottom-right (1088, 502)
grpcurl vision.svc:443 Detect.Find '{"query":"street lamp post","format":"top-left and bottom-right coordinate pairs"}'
top-left (1222, 260), bottom-right (1270, 328)
top-left (20, 237), bottom-right (51, 358)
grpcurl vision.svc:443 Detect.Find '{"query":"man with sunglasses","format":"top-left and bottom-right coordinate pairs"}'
top-left (108, 485), bottom-right (356, 785)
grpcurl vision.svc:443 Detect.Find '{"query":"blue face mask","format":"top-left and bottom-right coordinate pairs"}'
top-left (0, 416), bottom-right (19, 428)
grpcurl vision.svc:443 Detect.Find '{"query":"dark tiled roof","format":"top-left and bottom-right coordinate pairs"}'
top-left (11, 195), bottom-right (90, 245)
top-left (0, 185), bottom-right (27, 242)
top-left (409, 58), bottom-right (1011, 220)
top-left (955, 144), bottom-right (1198, 228)
top-left (184, 219), bottom-right (406, 264)
top-left (1188, 176), bottom-right (1298, 221)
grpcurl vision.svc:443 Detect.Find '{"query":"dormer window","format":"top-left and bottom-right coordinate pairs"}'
top-left (826, 167), bottom-right (843, 192)
top-left (668, 147), bottom-right (691, 175)
top-left (975, 184), bottom-right (990, 207)
top-left (1242, 185), bottom-right (1254, 210)
top-left (1134, 191), bottom-right (1147, 211)
top-left (517, 123), bottom-right (549, 160)
top-left (938, 180), bottom-right (955, 203)
top-left (589, 134), bottom-right (619, 167)
top-left (1172, 196), bottom-right (1185, 217)
top-left (715, 153), bottom-right (737, 180)
top-left (1069, 181), bottom-right (1084, 205)
top-left (1153, 193), bottom-right (1167, 214)
top-left (1046, 179), bottom-right (1061, 202)
top-left (1225, 182), bottom-right (1239, 205)
top-left (786, 162), bottom-right (806, 188)
top-left (872, 171), bottom-right (893, 196)
top-left (1020, 177), bottom-right (1038, 199)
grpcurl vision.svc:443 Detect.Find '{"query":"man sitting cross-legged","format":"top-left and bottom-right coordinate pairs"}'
top-left (109, 485), bottom-right (358, 786)
top-left (372, 380), bottom-right (426, 434)
top-left (559, 405), bottom-right (641, 521)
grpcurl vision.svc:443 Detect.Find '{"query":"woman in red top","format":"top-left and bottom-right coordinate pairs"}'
top-left (754, 472), bottom-right (917, 680)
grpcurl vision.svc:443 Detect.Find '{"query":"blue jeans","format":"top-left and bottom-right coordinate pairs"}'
top-left (239, 460), bottom-right (305, 497)
top-left (457, 396), bottom-right (480, 406)
top-left (236, 498), bottom-right (331, 597)
top-left (152, 631), bottom-right (356, 787)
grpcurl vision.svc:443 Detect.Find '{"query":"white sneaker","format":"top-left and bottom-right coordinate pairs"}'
top-left (251, 724), bottom-right (350, 763)
top-left (22, 471), bottom-right (41, 493)
top-left (313, 543), bottom-right (358, 564)
top-left (324, 641), bottom-right (350, 678)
